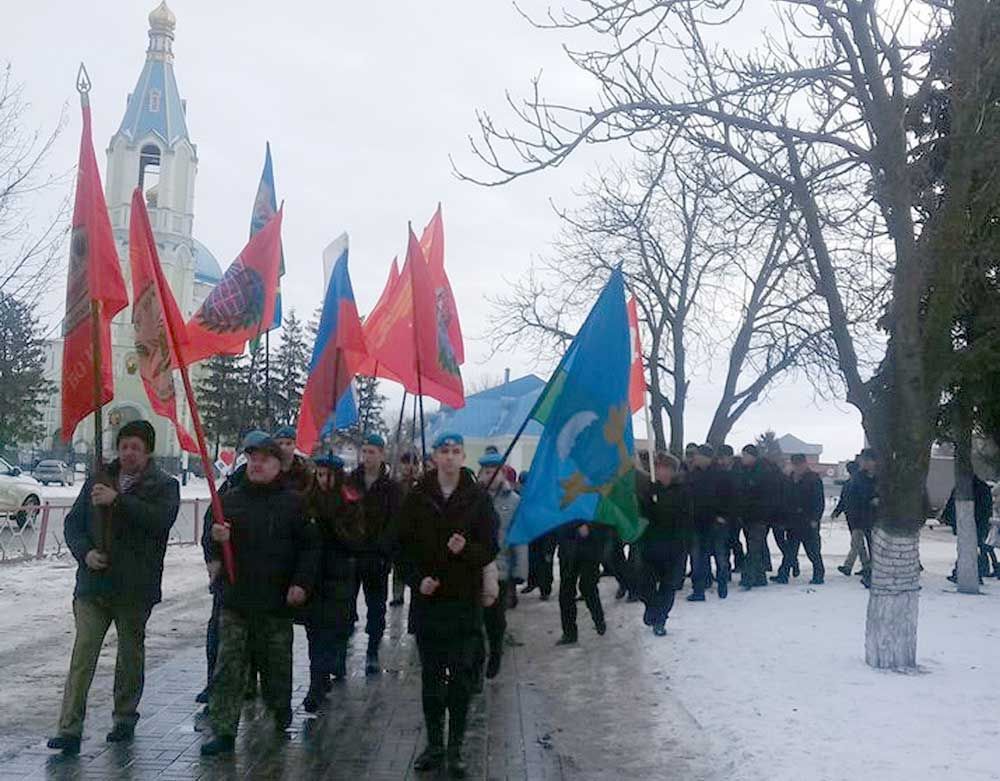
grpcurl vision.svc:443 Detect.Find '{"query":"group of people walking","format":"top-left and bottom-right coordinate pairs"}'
top-left (45, 417), bottom-right (885, 778)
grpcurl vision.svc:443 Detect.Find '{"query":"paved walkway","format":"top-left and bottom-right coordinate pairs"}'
top-left (0, 580), bottom-right (717, 780)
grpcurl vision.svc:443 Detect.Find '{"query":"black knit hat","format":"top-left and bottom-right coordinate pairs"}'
top-left (117, 420), bottom-right (156, 453)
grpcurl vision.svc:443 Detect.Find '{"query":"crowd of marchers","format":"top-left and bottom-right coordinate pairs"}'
top-left (522, 443), bottom-right (882, 645)
top-left (50, 419), bottom-right (976, 779)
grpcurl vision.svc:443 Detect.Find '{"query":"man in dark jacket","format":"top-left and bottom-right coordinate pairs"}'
top-left (196, 430), bottom-right (268, 708)
top-left (943, 473), bottom-right (995, 583)
top-left (273, 425), bottom-right (315, 496)
top-left (348, 433), bottom-right (402, 675)
top-left (842, 449), bottom-right (879, 586)
top-left (398, 432), bottom-right (498, 778)
top-left (520, 470), bottom-right (557, 601)
top-left (687, 445), bottom-right (734, 601)
top-left (200, 436), bottom-right (320, 756)
top-left (48, 421), bottom-right (180, 756)
top-left (834, 461), bottom-right (871, 577)
top-left (639, 453), bottom-right (691, 635)
top-left (774, 454), bottom-right (826, 584)
top-left (738, 444), bottom-right (780, 590)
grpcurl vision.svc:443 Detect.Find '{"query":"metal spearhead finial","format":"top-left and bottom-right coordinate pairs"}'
top-left (76, 63), bottom-right (92, 95)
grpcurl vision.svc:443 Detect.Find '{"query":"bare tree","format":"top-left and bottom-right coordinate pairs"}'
top-left (0, 63), bottom-right (69, 306)
top-left (486, 144), bottom-right (832, 453)
top-left (459, 0), bottom-right (999, 669)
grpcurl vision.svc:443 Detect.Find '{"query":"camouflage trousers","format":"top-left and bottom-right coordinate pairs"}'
top-left (209, 609), bottom-right (293, 738)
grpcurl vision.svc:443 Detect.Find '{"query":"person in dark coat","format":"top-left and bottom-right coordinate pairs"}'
top-left (834, 460), bottom-right (871, 577)
top-left (390, 450), bottom-right (420, 607)
top-left (556, 517), bottom-right (609, 644)
top-left (48, 421), bottom-right (180, 756)
top-left (398, 433), bottom-right (498, 778)
top-left (716, 445), bottom-right (745, 573)
top-left (841, 449), bottom-right (879, 586)
top-left (520, 470), bottom-right (557, 601)
top-left (301, 454), bottom-right (364, 712)
top-left (687, 445), bottom-right (734, 601)
top-left (737, 444), bottom-right (780, 590)
top-left (196, 430), bottom-right (268, 708)
top-left (347, 433), bottom-right (402, 675)
top-left (200, 436), bottom-right (320, 756)
top-left (639, 453), bottom-right (692, 635)
top-left (774, 454), bottom-right (826, 584)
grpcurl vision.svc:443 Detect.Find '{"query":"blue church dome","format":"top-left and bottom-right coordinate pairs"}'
top-left (192, 238), bottom-right (222, 283)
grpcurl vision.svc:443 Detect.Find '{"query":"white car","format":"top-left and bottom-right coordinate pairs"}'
top-left (0, 456), bottom-right (42, 529)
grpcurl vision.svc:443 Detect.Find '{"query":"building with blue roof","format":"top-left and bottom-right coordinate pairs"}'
top-left (425, 372), bottom-right (546, 473)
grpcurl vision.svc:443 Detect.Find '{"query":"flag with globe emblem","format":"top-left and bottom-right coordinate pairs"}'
top-left (507, 268), bottom-right (645, 545)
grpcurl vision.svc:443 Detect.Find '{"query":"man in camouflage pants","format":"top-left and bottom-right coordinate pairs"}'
top-left (200, 436), bottom-right (319, 756)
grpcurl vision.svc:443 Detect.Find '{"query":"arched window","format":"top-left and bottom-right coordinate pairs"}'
top-left (148, 89), bottom-right (161, 113)
top-left (139, 143), bottom-right (161, 192)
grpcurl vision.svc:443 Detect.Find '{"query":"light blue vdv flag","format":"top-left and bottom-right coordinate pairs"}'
top-left (507, 268), bottom-right (644, 545)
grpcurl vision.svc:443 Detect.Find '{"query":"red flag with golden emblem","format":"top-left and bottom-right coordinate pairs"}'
top-left (127, 189), bottom-right (198, 452)
top-left (60, 94), bottom-right (129, 442)
top-left (419, 204), bottom-right (465, 365)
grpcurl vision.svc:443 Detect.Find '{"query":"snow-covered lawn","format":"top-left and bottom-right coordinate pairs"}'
top-left (635, 520), bottom-right (999, 781)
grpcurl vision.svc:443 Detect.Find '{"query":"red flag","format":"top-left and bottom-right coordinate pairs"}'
top-left (127, 189), bottom-right (198, 452)
top-left (183, 210), bottom-right (284, 364)
top-left (60, 96), bottom-right (129, 442)
top-left (357, 258), bottom-right (405, 381)
top-left (408, 227), bottom-right (465, 409)
top-left (419, 205), bottom-right (465, 365)
top-left (627, 296), bottom-right (645, 414)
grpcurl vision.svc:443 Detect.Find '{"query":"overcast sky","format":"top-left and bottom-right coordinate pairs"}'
top-left (4, 0), bottom-right (864, 461)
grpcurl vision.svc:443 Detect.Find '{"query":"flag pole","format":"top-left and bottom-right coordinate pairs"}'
top-left (417, 368), bottom-right (427, 465)
top-left (390, 389), bottom-right (408, 477)
top-left (642, 391), bottom-right (655, 474)
top-left (77, 65), bottom-right (111, 553)
top-left (264, 330), bottom-right (272, 431)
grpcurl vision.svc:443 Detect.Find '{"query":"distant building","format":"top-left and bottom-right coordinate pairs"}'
top-left (39, 3), bottom-right (223, 463)
top-left (425, 373), bottom-right (545, 474)
top-left (776, 433), bottom-right (823, 465)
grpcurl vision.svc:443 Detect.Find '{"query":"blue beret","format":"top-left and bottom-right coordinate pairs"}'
top-left (272, 425), bottom-right (296, 441)
top-left (432, 432), bottom-right (464, 450)
top-left (240, 430), bottom-right (271, 452)
top-left (363, 433), bottom-right (386, 449)
top-left (478, 452), bottom-right (504, 467)
top-left (314, 453), bottom-right (344, 469)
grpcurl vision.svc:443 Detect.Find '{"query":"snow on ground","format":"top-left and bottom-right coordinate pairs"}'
top-left (0, 545), bottom-right (211, 756)
top-left (631, 520), bottom-right (1000, 781)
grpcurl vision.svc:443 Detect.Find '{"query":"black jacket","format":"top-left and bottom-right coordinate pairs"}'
top-left (640, 479), bottom-right (693, 553)
top-left (398, 470), bottom-right (498, 606)
top-left (687, 463), bottom-right (733, 531)
top-left (845, 470), bottom-right (878, 531)
top-left (556, 520), bottom-right (610, 562)
top-left (207, 477), bottom-right (320, 618)
top-left (303, 479), bottom-right (364, 630)
top-left (785, 470), bottom-right (826, 530)
top-left (65, 459), bottom-right (180, 607)
top-left (942, 475), bottom-right (993, 541)
top-left (739, 459), bottom-right (783, 526)
top-left (349, 462), bottom-right (401, 558)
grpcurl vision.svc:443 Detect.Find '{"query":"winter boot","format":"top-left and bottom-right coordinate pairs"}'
top-left (653, 623), bottom-right (667, 637)
top-left (555, 632), bottom-right (578, 646)
top-left (486, 651), bottom-right (502, 680)
top-left (332, 646), bottom-right (347, 680)
top-left (200, 735), bottom-right (235, 756)
top-left (105, 724), bottom-right (135, 743)
top-left (414, 716), bottom-right (445, 771)
top-left (302, 673), bottom-right (325, 713)
top-left (837, 565), bottom-right (852, 577)
top-left (47, 735), bottom-right (81, 756)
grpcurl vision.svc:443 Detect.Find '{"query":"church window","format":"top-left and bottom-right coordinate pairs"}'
top-left (139, 143), bottom-right (161, 192)
top-left (148, 89), bottom-right (161, 112)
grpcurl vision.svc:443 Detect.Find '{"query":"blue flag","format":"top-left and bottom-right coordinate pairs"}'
top-left (507, 268), bottom-right (644, 545)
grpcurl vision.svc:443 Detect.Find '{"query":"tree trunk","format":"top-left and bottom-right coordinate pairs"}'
top-left (865, 528), bottom-right (921, 670)
top-left (954, 391), bottom-right (980, 594)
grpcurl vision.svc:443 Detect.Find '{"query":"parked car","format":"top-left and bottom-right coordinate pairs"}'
top-left (32, 459), bottom-right (75, 486)
top-left (0, 456), bottom-right (42, 529)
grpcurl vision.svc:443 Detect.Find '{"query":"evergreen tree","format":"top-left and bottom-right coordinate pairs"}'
top-left (338, 375), bottom-right (389, 449)
top-left (754, 430), bottom-right (784, 466)
top-left (195, 354), bottom-right (247, 458)
top-left (0, 293), bottom-right (54, 447)
top-left (272, 309), bottom-right (309, 428)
